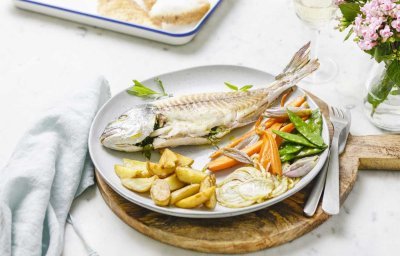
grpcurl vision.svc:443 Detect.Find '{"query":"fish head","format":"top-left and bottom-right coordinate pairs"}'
top-left (100, 106), bottom-right (156, 151)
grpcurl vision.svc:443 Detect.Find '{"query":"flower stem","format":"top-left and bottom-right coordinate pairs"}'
top-left (367, 66), bottom-right (395, 116)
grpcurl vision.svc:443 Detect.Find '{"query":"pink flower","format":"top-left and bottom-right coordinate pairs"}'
top-left (354, 15), bottom-right (364, 35)
top-left (361, 1), bottom-right (380, 17)
top-left (395, 9), bottom-right (400, 19)
top-left (362, 28), bottom-right (379, 41)
top-left (391, 19), bottom-right (400, 32)
top-left (367, 16), bottom-right (384, 30)
top-left (347, 0), bottom-right (400, 51)
top-left (358, 40), bottom-right (377, 50)
top-left (379, 25), bottom-right (393, 39)
top-left (334, 0), bottom-right (345, 5)
top-left (379, 0), bottom-right (396, 12)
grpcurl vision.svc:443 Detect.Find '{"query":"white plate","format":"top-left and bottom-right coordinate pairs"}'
top-left (14, 0), bottom-right (222, 45)
top-left (88, 65), bottom-right (330, 218)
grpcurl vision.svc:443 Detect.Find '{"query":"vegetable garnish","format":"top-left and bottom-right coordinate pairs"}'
top-left (272, 130), bottom-right (317, 148)
top-left (287, 109), bottom-right (326, 148)
top-left (208, 141), bottom-right (263, 171)
top-left (127, 78), bottom-right (169, 98)
top-left (224, 82), bottom-right (253, 92)
top-left (208, 94), bottom-right (314, 172)
top-left (116, 149), bottom-right (217, 210)
top-left (221, 148), bottom-right (254, 165)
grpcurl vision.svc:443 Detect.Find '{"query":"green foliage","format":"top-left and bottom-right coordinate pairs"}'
top-left (366, 43), bottom-right (395, 63)
top-left (127, 78), bottom-right (168, 98)
top-left (387, 60), bottom-right (400, 85)
top-left (339, 3), bottom-right (360, 22)
top-left (224, 82), bottom-right (253, 92)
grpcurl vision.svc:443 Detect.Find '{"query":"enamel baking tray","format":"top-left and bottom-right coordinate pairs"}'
top-left (14, 0), bottom-right (222, 45)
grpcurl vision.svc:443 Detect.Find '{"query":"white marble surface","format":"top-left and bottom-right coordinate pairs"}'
top-left (1, 0), bottom-right (399, 255)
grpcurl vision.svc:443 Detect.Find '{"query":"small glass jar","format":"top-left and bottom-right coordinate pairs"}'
top-left (363, 61), bottom-right (400, 132)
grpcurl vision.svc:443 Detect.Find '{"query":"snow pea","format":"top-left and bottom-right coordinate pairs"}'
top-left (307, 109), bottom-right (323, 135)
top-left (272, 130), bottom-right (317, 148)
top-left (295, 147), bottom-right (324, 158)
top-left (287, 109), bottom-right (326, 148)
top-left (280, 147), bottom-right (324, 163)
top-left (279, 144), bottom-right (303, 156)
top-left (280, 153), bottom-right (296, 163)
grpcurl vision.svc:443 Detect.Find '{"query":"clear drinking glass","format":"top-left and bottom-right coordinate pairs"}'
top-left (293, 0), bottom-right (338, 84)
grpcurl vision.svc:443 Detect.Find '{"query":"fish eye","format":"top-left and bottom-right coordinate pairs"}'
top-left (118, 114), bottom-right (128, 121)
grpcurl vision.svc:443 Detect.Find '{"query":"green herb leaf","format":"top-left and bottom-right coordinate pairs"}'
top-left (387, 60), bottom-right (400, 85)
top-left (127, 79), bottom-right (169, 98)
top-left (225, 82), bottom-right (238, 91)
top-left (339, 3), bottom-right (360, 22)
top-left (142, 144), bottom-right (153, 160)
top-left (154, 77), bottom-right (167, 95)
top-left (344, 27), bottom-right (353, 41)
top-left (239, 85), bottom-right (253, 92)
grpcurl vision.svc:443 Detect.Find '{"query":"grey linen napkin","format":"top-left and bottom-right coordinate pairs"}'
top-left (0, 78), bottom-right (110, 256)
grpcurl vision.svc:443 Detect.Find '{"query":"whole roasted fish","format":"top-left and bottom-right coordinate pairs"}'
top-left (101, 43), bottom-right (319, 152)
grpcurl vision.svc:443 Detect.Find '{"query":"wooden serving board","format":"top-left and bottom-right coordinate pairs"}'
top-left (95, 94), bottom-right (400, 254)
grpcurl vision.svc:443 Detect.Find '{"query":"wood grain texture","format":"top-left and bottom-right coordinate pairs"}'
top-left (95, 94), bottom-right (400, 254)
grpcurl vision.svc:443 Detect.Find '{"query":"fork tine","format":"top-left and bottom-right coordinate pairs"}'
top-left (339, 108), bottom-right (345, 119)
top-left (332, 106), bottom-right (338, 117)
top-left (335, 107), bottom-right (343, 119)
top-left (334, 107), bottom-right (341, 118)
top-left (329, 106), bottom-right (334, 116)
top-left (339, 108), bottom-right (346, 119)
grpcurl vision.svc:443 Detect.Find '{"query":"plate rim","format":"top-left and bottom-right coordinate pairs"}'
top-left (89, 64), bottom-right (330, 218)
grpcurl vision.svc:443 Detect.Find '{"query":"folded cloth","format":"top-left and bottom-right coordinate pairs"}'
top-left (0, 78), bottom-right (110, 256)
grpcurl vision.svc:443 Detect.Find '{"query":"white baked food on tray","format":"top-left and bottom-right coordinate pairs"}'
top-left (98, 0), bottom-right (211, 28)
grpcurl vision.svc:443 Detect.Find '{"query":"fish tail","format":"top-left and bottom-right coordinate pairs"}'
top-left (267, 42), bottom-right (320, 102)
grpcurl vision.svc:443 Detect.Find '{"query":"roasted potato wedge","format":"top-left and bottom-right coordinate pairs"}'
top-left (200, 174), bottom-right (217, 209)
top-left (170, 184), bottom-right (200, 205)
top-left (150, 179), bottom-right (170, 206)
top-left (163, 174), bottom-right (186, 191)
top-left (175, 152), bottom-right (194, 167)
top-left (175, 167), bottom-right (207, 184)
top-left (159, 149), bottom-right (194, 167)
top-left (159, 149), bottom-right (178, 169)
top-left (122, 159), bottom-right (151, 178)
top-left (147, 162), bottom-right (175, 178)
top-left (122, 176), bottom-right (157, 193)
top-left (114, 165), bottom-right (142, 179)
top-left (175, 186), bottom-right (215, 209)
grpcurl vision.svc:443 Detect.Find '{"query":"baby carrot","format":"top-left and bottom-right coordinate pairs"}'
top-left (209, 129), bottom-right (255, 159)
top-left (288, 95), bottom-right (306, 107)
top-left (280, 89), bottom-right (293, 107)
top-left (266, 131), bottom-right (282, 176)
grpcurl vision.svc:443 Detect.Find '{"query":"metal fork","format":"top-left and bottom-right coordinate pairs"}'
top-left (321, 107), bottom-right (349, 215)
top-left (303, 108), bottom-right (351, 216)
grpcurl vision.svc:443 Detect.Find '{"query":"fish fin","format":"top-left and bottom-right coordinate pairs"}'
top-left (275, 42), bottom-right (317, 80)
top-left (266, 42), bottom-right (320, 103)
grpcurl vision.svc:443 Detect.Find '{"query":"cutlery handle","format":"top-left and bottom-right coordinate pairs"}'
top-left (303, 154), bottom-right (329, 216)
top-left (322, 135), bottom-right (340, 215)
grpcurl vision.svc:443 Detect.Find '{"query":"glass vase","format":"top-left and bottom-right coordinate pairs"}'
top-left (363, 62), bottom-right (400, 132)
